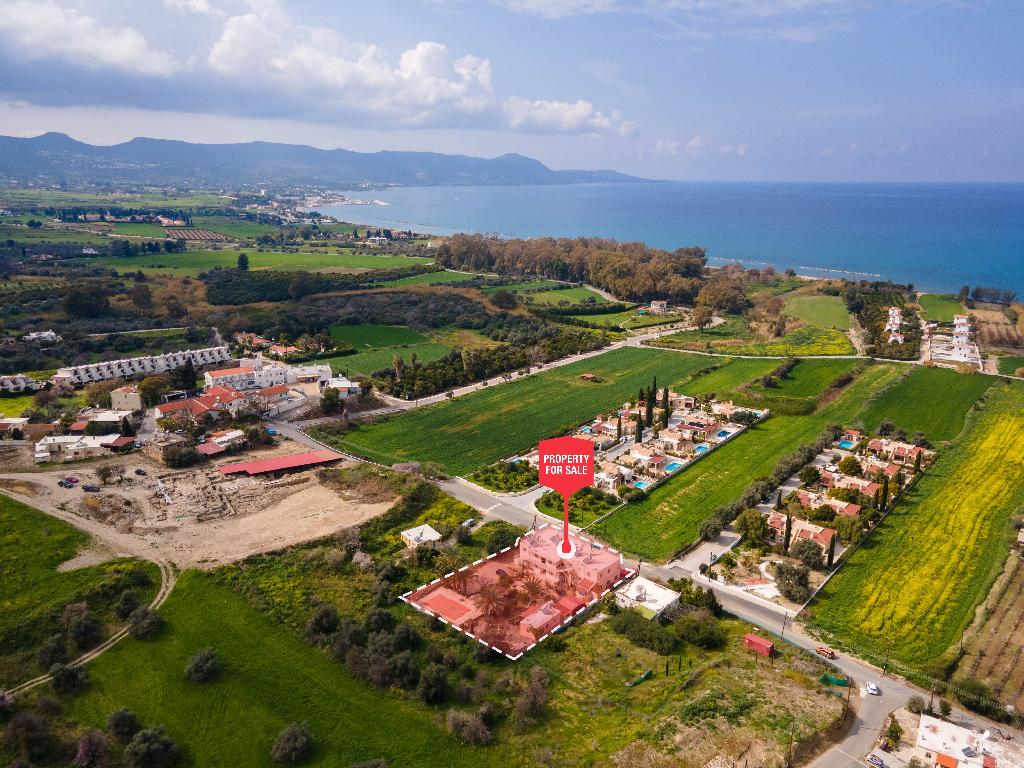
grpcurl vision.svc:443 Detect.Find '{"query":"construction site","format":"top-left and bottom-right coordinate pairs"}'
top-left (0, 438), bottom-right (395, 567)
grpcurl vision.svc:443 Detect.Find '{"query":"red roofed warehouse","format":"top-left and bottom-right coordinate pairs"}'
top-left (218, 450), bottom-right (345, 477)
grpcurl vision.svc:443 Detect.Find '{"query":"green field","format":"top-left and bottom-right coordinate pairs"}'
top-left (748, 358), bottom-right (861, 399)
top-left (320, 348), bottom-right (728, 475)
top-left (594, 364), bottom-right (906, 561)
top-left (111, 222), bottom-right (168, 237)
top-left (191, 215), bottom-right (280, 239)
top-left (525, 286), bottom-right (608, 305)
top-left (71, 250), bottom-right (431, 276)
top-left (573, 308), bottom-right (687, 330)
top-left (784, 294), bottom-right (851, 330)
top-left (855, 366), bottom-right (993, 442)
top-left (0, 495), bottom-right (159, 687)
top-left (998, 355), bottom-right (1024, 375)
top-left (382, 270), bottom-right (481, 287)
top-left (0, 223), bottom-right (110, 244)
top-left (0, 390), bottom-right (83, 417)
top-left (0, 189), bottom-right (229, 209)
top-left (323, 342), bottom-right (453, 377)
top-left (810, 381), bottom-right (1024, 670)
top-left (65, 571), bottom-right (503, 768)
top-left (654, 316), bottom-right (855, 357)
top-left (918, 294), bottom-right (963, 323)
top-left (330, 324), bottom-right (429, 348)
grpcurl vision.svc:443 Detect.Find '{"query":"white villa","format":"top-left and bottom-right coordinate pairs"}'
top-left (54, 346), bottom-right (231, 388)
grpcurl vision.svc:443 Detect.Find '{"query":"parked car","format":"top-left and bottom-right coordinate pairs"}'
top-left (135, 468), bottom-right (147, 476)
top-left (461, 518), bottom-right (476, 528)
top-left (64, 476), bottom-right (79, 484)
top-left (865, 682), bottom-right (880, 696)
top-left (82, 484), bottom-right (100, 493)
top-left (867, 755), bottom-right (886, 768)
top-left (266, 427), bottom-right (278, 436)
top-left (816, 646), bottom-right (836, 659)
top-left (57, 480), bottom-right (71, 488)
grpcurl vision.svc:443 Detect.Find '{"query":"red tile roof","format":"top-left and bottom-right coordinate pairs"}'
top-left (218, 450), bottom-right (344, 476)
top-left (196, 442), bottom-right (226, 455)
top-left (207, 366), bottom-right (252, 378)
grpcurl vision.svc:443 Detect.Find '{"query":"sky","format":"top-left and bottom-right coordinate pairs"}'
top-left (0, 0), bottom-right (1020, 181)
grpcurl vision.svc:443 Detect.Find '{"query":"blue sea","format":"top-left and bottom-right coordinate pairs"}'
top-left (316, 182), bottom-right (1024, 295)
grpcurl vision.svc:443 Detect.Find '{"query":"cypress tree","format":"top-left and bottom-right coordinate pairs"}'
top-left (616, 414), bottom-right (622, 440)
top-left (635, 412), bottom-right (644, 443)
top-left (913, 451), bottom-right (923, 474)
top-left (661, 386), bottom-right (670, 427)
top-left (827, 534), bottom-right (836, 568)
top-left (783, 512), bottom-right (792, 554)
top-left (880, 476), bottom-right (889, 510)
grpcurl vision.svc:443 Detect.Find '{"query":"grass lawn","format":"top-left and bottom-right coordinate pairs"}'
top-left (318, 348), bottom-right (728, 475)
top-left (481, 279), bottom-right (563, 294)
top-left (70, 250), bottom-right (431, 276)
top-left (809, 380), bottom-right (1024, 670)
top-left (855, 366), bottom-right (994, 442)
top-left (65, 571), bottom-right (505, 768)
top-left (654, 316), bottom-right (855, 356)
top-left (784, 294), bottom-right (851, 330)
top-left (322, 342), bottom-right (453, 377)
top-left (918, 294), bottom-right (963, 323)
top-left (524, 286), bottom-right (608, 305)
top-left (329, 324), bottom-right (429, 348)
top-left (594, 364), bottom-right (906, 561)
top-left (998, 355), bottom-right (1024, 375)
top-left (0, 390), bottom-right (83, 417)
top-left (0, 495), bottom-right (159, 688)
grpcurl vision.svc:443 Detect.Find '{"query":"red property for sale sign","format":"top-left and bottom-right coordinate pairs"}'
top-left (537, 436), bottom-right (594, 558)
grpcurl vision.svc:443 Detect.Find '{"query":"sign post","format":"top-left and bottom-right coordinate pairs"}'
top-left (537, 436), bottom-right (595, 559)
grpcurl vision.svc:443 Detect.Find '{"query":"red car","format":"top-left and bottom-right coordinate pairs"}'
top-left (64, 476), bottom-right (80, 484)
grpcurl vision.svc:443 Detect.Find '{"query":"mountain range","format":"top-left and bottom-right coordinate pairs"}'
top-left (0, 132), bottom-right (644, 189)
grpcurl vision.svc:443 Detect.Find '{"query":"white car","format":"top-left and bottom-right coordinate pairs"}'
top-left (865, 682), bottom-right (880, 696)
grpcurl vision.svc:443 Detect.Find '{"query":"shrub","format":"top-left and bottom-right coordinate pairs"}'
top-left (49, 663), bottom-right (89, 694)
top-left (186, 648), bottom-right (220, 683)
top-left (446, 710), bottom-right (492, 745)
top-left (124, 726), bottom-right (179, 768)
top-left (362, 607), bottom-right (393, 634)
top-left (304, 605), bottom-right (340, 646)
top-left (513, 666), bottom-right (550, 723)
top-left (72, 730), bottom-right (107, 768)
top-left (271, 722), bottom-right (314, 764)
top-left (107, 708), bottom-right (140, 742)
top-left (0, 691), bottom-right (14, 720)
top-left (906, 695), bottom-right (926, 714)
top-left (673, 609), bottom-right (727, 649)
top-left (115, 589), bottom-right (140, 620)
top-left (4, 711), bottom-right (49, 761)
top-left (418, 663), bottom-right (450, 704)
top-left (609, 609), bottom-right (678, 655)
top-left (775, 562), bottom-right (811, 603)
top-left (68, 613), bottom-right (103, 651)
top-left (392, 621), bottom-right (421, 652)
top-left (37, 635), bottom-right (67, 669)
top-left (127, 607), bottom-right (164, 639)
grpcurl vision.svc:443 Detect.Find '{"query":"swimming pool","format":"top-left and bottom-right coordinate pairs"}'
top-left (580, 426), bottom-right (594, 434)
top-left (717, 430), bottom-right (731, 438)
top-left (694, 444), bottom-right (710, 455)
top-left (664, 461), bottom-right (683, 472)
top-left (634, 480), bottom-right (649, 489)
top-left (838, 439), bottom-right (856, 450)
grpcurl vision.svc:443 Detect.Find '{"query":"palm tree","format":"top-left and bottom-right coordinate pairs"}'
top-left (472, 583), bottom-right (505, 619)
top-left (520, 574), bottom-right (550, 604)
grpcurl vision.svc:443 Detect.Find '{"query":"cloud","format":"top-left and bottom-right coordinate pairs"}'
top-left (494, 0), bottom-right (618, 19)
top-left (0, 0), bottom-right (629, 136)
top-left (163, 0), bottom-right (215, 14)
top-left (654, 138), bottom-right (680, 155)
top-left (684, 135), bottom-right (707, 155)
top-left (719, 143), bottom-right (749, 156)
top-left (0, 0), bottom-right (177, 76)
top-left (503, 97), bottom-right (630, 133)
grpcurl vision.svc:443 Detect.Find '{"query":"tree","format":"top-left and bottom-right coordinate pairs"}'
top-left (826, 534), bottom-right (836, 568)
top-left (237, 253), bottom-right (250, 271)
top-left (634, 412), bottom-right (644, 443)
top-left (169, 360), bottom-right (197, 391)
top-left (49, 663), bottom-right (89, 693)
top-left (913, 451), bottom-right (923, 474)
top-left (735, 508), bottom-right (769, 546)
top-left (514, 666), bottom-right (550, 722)
top-left (880, 476), bottom-right (890, 510)
top-left (774, 562), bottom-right (810, 603)
top-left (138, 375), bottom-right (171, 407)
top-left (271, 722), bottom-right (314, 764)
top-left (320, 386), bottom-right (341, 415)
top-left (107, 709), bottom-right (141, 742)
top-left (790, 539), bottom-right (824, 570)
top-left (673, 608), bottom-right (727, 649)
top-left (698, 517), bottom-right (723, 541)
top-left (186, 648), bottom-right (220, 683)
top-left (616, 414), bottom-right (622, 440)
top-left (783, 511), bottom-right (792, 553)
top-left (837, 456), bottom-right (863, 477)
top-left (115, 589), bottom-right (139, 620)
top-left (661, 387), bottom-right (670, 427)
top-left (799, 465), bottom-right (821, 487)
top-left (73, 730), bottom-right (107, 768)
top-left (124, 727), bottom-right (179, 768)
top-left (418, 663), bottom-right (450, 704)
top-left (304, 605), bottom-right (339, 646)
top-left (68, 611), bottom-right (103, 650)
top-left (127, 607), bottom-right (164, 639)
top-left (491, 289), bottom-right (517, 309)
top-left (130, 284), bottom-right (153, 311)
top-left (5, 711), bottom-right (49, 761)
top-left (691, 305), bottom-right (715, 331)
top-left (447, 710), bottom-right (492, 745)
